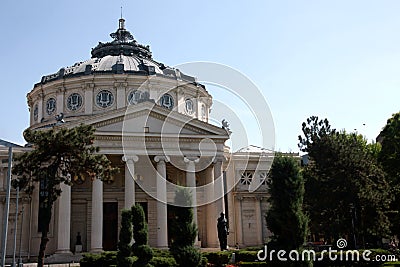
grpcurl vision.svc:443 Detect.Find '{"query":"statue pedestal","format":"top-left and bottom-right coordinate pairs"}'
top-left (75, 245), bottom-right (83, 253)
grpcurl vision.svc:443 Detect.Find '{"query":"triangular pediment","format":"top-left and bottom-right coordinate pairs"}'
top-left (67, 101), bottom-right (229, 138)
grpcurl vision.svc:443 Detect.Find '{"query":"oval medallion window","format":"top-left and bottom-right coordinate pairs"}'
top-left (185, 98), bottom-right (194, 115)
top-left (160, 93), bottom-right (174, 110)
top-left (46, 98), bottom-right (56, 115)
top-left (67, 93), bottom-right (83, 111)
top-left (33, 104), bottom-right (39, 121)
top-left (96, 90), bottom-right (114, 108)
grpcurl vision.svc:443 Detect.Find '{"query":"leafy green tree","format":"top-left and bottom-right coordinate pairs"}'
top-left (266, 155), bottom-right (309, 251)
top-left (12, 124), bottom-right (115, 267)
top-left (117, 209), bottom-right (135, 267)
top-left (299, 116), bottom-right (391, 247)
top-left (378, 112), bottom-right (400, 237)
top-left (131, 204), bottom-right (153, 267)
top-left (169, 188), bottom-right (201, 267)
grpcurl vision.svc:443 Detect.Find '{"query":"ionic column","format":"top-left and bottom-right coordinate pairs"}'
top-left (55, 183), bottom-right (71, 254)
top-left (91, 178), bottom-right (103, 252)
top-left (184, 156), bottom-right (199, 228)
top-left (122, 155), bottom-right (139, 209)
top-left (154, 155), bottom-right (170, 248)
top-left (205, 166), bottom-right (218, 247)
top-left (214, 157), bottom-right (225, 214)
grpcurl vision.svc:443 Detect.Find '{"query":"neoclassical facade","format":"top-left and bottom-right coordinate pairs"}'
top-left (0, 19), bottom-right (279, 260)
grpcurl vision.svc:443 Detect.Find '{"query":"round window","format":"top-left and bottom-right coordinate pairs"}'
top-left (46, 98), bottom-right (56, 115)
top-left (160, 93), bottom-right (174, 110)
top-left (67, 93), bottom-right (83, 111)
top-left (96, 90), bottom-right (114, 108)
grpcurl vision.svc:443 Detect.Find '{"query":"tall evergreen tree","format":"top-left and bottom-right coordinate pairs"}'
top-left (117, 209), bottom-right (134, 267)
top-left (131, 204), bottom-right (153, 267)
top-left (169, 188), bottom-right (201, 267)
top-left (12, 124), bottom-right (115, 267)
top-left (266, 155), bottom-right (309, 251)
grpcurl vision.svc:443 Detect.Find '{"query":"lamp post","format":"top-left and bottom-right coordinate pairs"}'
top-left (1, 146), bottom-right (13, 267)
top-left (12, 183), bottom-right (20, 267)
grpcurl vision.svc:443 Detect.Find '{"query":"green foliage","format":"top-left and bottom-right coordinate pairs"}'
top-left (235, 250), bottom-right (259, 262)
top-left (131, 204), bottom-right (153, 267)
top-left (152, 248), bottom-right (173, 258)
top-left (170, 246), bottom-right (201, 267)
top-left (238, 262), bottom-right (269, 267)
top-left (201, 250), bottom-right (232, 266)
top-left (12, 124), bottom-right (116, 267)
top-left (169, 187), bottom-right (201, 267)
top-left (200, 256), bottom-right (208, 267)
top-left (149, 256), bottom-right (177, 267)
top-left (117, 209), bottom-right (134, 267)
top-left (80, 251), bottom-right (121, 267)
top-left (378, 112), bottom-right (400, 237)
top-left (299, 116), bottom-right (391, 247)
top-left (266, 155), bottom-right (309, 250)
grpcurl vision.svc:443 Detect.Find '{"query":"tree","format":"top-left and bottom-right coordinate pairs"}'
top-left (12, 124), bottom-right (115, 267)
top-left (378, 112), bottom-right (400, 237)
top-left (131, 204), bottom-right (153, 267)
top-left (169, 188), bottom-right (201, 267)
top-left (266, 155), bottom-right (309, 251)
top-left (299, 116), bottom-right (391, 247)
top-left (117, 209), bottom-right (135, 267)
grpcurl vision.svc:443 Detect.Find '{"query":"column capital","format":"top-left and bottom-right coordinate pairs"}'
top-left (154, 155), bottom-right (170, 163)
top-left (122, 155), bottom-right (139, 163)
top-left (184, 156), bottom-right (200, 164)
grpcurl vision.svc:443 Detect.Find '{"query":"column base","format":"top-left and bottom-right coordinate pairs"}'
top-left (54, 249), bottom-right (73, 254)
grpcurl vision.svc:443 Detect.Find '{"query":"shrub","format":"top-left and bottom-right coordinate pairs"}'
top-left (152, 248), bottom-right (173, 258)
top-left (150, 256), bottom-right (177, 267)
top-left (131, 204), bottom-right (153, 267)
top-left (200, 256), bottom-right (208, 267)
top-left (238, 263), bottom-right (268, 267)
top-left (235, 251), bottom-right (259, 262)
top-left (169, 188), bottom-right (201, 267)
top-left (117, 209), bottom-right (133, 267)
top-left (171, 246), bottom-right (202, 267)
top-left (202, 251), bottom-right (232, 267)
top-left (80, 251), bottom-right (119, 267)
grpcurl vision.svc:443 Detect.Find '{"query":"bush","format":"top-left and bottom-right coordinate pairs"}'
top-left (134, 244), bottom-right (154, 267)
top-left (202, 251), bottom-right (232, 266)
top-left (150, 256), bottom-right (177, 267)
top-left (171, 246), bottom-right (202, 267)
top-left (236, 251), bottom-right (259, 262)
top-left (238, 263), bottom-right (268, 267)
top-left (80, 251), bottom-right (119, 267)
top-left (117, 209), bottom-right (133, 267)
top-left (152, 248), bottom-right (173, 258)
top-left (200, 256), bottom-right (208, 267)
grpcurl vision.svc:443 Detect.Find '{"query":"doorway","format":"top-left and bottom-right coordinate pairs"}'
top-left (103, 202), bottom-right (118, 251)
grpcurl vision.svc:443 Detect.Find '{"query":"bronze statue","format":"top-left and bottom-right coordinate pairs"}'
top-left (217, 212), bottom-right (229, 250)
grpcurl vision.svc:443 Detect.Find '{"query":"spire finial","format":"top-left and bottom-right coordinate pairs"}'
top-left (121, 6), bottom-right (123, 19)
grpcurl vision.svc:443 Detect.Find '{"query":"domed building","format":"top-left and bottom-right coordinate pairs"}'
top-left (0, 18), bottom-right (278, 262)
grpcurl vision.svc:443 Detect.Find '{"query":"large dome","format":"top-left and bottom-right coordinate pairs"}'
top-left (38, 18), bottom-right (195, 85)
top-left (28, 18), bottom-right (212, 129)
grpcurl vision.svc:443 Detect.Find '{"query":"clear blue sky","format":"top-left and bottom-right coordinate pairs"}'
top-left (1, 0), bottom-right (400, 152)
